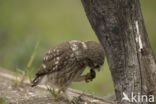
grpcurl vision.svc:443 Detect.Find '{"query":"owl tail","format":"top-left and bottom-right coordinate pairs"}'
top-left (31, 75), bottom-right (47, 87)
top-left (31, 76), bottom-right (40, 87)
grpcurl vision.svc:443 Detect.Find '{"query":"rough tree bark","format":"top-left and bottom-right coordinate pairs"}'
top-left (81, 0), bottom-right (156, 104)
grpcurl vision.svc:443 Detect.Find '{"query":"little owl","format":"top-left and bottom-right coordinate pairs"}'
top-left (32, 40), bottom-right (105, 99)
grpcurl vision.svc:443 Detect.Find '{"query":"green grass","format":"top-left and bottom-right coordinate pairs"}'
top-left (47, 87), bottom-right (61, 99)
top-left (0, 97), bottom-right (6, 104)
top-left (15, 68), bottom-right (24, 85)
top-left (22, 41), bottom-right (40, 83)
top-left (14, 41), bottom-right (39, 85)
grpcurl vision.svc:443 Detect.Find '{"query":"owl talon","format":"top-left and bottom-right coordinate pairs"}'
top-left (85, 69), bottom-right (96, 83)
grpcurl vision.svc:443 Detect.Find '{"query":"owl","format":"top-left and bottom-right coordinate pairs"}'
top-left (32, 40), bottom-right (105, 99)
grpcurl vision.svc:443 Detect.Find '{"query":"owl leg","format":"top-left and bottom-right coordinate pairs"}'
top-left (61, 89), bottom-right (81, 104)
top-left (61, 89), bottom-right (74, 102)
top-left (56, 89), bottom-right (61, 98)
top-left (73, 75), bottom-right (86, 82)
top-left (73, 69), bottom-right (96, 82)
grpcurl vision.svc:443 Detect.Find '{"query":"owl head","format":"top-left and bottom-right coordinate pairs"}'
top-left (69, 40), bottom-right (105, 70)
top-left (84, 41), bottom-right (105, 70)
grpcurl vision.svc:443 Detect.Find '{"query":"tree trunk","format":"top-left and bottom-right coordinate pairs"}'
top-left (81, 0), bottom-right (156, 104)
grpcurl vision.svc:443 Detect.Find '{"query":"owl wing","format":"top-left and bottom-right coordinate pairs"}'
top-left (32, 42), bottom-right (73, 86)
top-left (36, 41), bottom-right (73, 76)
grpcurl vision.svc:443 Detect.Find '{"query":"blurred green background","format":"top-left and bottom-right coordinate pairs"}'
top-left (0, 0), bottom-right (155, 97)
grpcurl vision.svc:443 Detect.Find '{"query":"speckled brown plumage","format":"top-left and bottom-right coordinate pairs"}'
top-left (32, 40), bottom-right (105, 98)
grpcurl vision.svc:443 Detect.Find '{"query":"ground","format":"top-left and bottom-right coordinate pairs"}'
top-left (0, 69), bottom-right (113, 104)
top-left (0, 75), bottom-right (70, 104)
